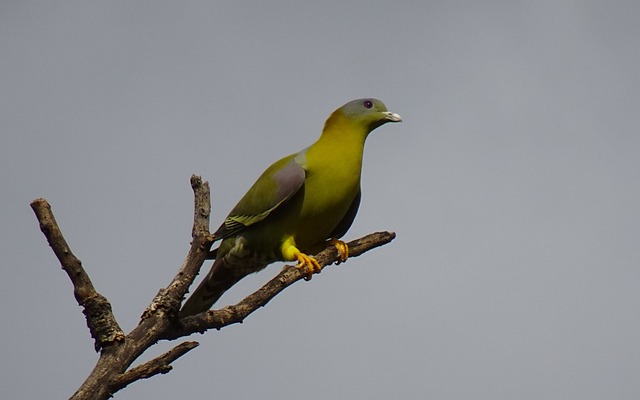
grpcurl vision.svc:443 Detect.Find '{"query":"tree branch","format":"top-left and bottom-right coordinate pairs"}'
top-left (140, 176), bottom-right (215, 321)
top-left (30, 198), bottom-right (124, 351)
top-left (32, 176), bottom-right (396, 399)
top-left (109, 341), bottom-right (199, 392)
top-left (173, 231), bottom-right (396, 337)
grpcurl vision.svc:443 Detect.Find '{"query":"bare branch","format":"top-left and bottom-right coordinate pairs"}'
top-left (30, 198), bottom-right (124, 351)
top-left (173, 231), bottom-right (396, 336)
top-left (190, 175), bottom-right (212, 238)
top-left (141, 175), bottom-right (215, 321)
top-left (109, 341), bottom-right (199, 392)
top-left (33, 176), bottom-right (396, 399)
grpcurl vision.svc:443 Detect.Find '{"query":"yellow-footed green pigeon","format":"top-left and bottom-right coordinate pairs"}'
top-left (180, 98), bottom-right (401, 317)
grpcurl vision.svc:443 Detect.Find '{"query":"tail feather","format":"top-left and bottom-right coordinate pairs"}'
top-left (179, 257), bottom-right (242, 317)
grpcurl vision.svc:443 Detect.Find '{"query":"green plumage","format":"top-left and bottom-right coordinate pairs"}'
top-left (180, 98), bottom-right (401, 317)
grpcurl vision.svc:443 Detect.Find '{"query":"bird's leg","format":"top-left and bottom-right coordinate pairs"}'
top-left (327, 239), bottom-right (349, 264)
top-left (295, 252), bottom-right (321, 281)
top-left (281, 238), bottom-right (321, 280)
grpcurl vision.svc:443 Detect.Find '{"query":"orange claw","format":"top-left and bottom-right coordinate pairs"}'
top-left (328, 239), bottom-right (349, 264)
top-left (296, 252), bottom-right (321, 281)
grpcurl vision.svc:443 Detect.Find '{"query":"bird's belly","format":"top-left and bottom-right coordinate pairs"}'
top-left (294, 175), bottom-right (359, 251)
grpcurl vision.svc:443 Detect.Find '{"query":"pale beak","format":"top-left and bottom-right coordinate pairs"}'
top-left (384, 112), bottom-right (403, 123)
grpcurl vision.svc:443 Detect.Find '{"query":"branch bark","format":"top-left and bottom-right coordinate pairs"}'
top-left (31, 199), bottom-right (125, 351)
top-left (173, 231), bottom-right (396, 337)
top-left (109, 341), bottom-right (199, 392)
top-left (31, 175), bottom-right (396, 399)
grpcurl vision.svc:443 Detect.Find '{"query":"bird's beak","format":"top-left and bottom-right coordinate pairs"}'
top-left (384, 111), bottom-right (403, 123)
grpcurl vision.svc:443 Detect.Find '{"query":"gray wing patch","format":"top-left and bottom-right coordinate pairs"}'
top-left (213, 157), bottom-right (306, 239)
top-left (272, 157), bottom-right (306, 203)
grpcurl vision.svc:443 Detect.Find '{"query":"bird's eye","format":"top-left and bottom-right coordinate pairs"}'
top-left (363, 100), bottom-right (373, 109)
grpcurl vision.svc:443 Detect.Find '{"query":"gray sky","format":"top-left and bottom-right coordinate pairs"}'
top-left (2, 1), bottom-right (639, 399)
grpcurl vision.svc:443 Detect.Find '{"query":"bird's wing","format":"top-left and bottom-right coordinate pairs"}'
top-left (213, 155), bottom-right (305, 239)
top-left (328, 189), bottom-right (361, 239)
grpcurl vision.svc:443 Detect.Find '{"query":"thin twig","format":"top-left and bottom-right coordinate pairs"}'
top-left (109, 341), bottom-right (199, 392)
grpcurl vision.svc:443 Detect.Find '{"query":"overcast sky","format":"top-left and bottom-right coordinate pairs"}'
top-left (2, 1), bottom-right (639, 399)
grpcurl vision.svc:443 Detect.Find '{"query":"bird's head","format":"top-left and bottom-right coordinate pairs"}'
top-left (324, 98), bottom-right (402, 136)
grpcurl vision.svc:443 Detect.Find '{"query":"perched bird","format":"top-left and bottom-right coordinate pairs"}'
top-left (180, 98), bottom-right (401, 317)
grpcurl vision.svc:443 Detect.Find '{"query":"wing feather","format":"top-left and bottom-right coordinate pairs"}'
top-left (213, 155), bottom-right (305, 239)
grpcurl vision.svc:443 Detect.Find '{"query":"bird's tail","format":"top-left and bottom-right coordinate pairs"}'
top-left (179, 257), bottom-right (242, 318)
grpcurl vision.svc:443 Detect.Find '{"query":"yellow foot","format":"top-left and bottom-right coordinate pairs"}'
top-left (328, 239), bottom-right (349, 264)
top-left (296, 252), bottom-right (321, 281)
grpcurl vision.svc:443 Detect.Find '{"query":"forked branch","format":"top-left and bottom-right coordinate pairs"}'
top-left (31, 175), bottom-right (395, 399)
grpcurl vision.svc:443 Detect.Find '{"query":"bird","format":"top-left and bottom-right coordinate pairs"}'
top-left (179, 98), bottom-right (401, 317)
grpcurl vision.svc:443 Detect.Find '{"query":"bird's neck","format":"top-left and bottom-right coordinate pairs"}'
top-left (305, 113), bottom-right (368, 182)
top-left (313, 112), bottom-right (368, 156)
